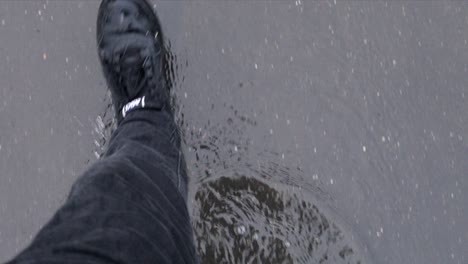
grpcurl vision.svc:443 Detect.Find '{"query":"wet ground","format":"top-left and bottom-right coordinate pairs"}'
top-left (1, 1), bottom-right (467, 263)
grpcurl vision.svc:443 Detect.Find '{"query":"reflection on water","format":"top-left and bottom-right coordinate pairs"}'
top-left (193, 176), bottom-right (361, 264)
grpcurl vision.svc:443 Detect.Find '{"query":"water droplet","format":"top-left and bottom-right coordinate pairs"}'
top-left (236, 225), bottom-right (246, 235)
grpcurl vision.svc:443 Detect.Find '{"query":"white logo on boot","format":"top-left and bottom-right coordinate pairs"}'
top-left (122, 96), bottom-right (146, 118)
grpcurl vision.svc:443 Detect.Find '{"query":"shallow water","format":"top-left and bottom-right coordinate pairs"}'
top-left (1, 1), bottom-right (467, 263)
top-left (161, 2), bottom-right (468, 263)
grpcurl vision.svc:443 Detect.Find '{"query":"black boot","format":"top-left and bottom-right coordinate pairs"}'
top-left (97, 0), bottom-right (168, 122)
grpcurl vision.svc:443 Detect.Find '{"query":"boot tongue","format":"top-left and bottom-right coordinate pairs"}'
top-left (120, 47), bottom-right (147, 99)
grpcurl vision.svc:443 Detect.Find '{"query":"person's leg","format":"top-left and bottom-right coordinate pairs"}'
top-left (5, 0), bottom-right (198, 263)
top-left (7, 111), bottom-right (197, 264)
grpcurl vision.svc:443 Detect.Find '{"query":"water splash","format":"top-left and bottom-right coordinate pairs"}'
top-left (193, 176), bottom-right (363, 264)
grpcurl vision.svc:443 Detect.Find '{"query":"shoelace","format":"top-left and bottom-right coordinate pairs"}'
top-left (112, 41), bottom-right (154, 100)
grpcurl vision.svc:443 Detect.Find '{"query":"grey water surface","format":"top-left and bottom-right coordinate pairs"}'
top-left (0, 1), bottom-right (467, 264)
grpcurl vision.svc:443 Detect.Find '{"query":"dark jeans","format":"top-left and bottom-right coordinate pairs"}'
top-left (6, 109), bottom-right (198, 264)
